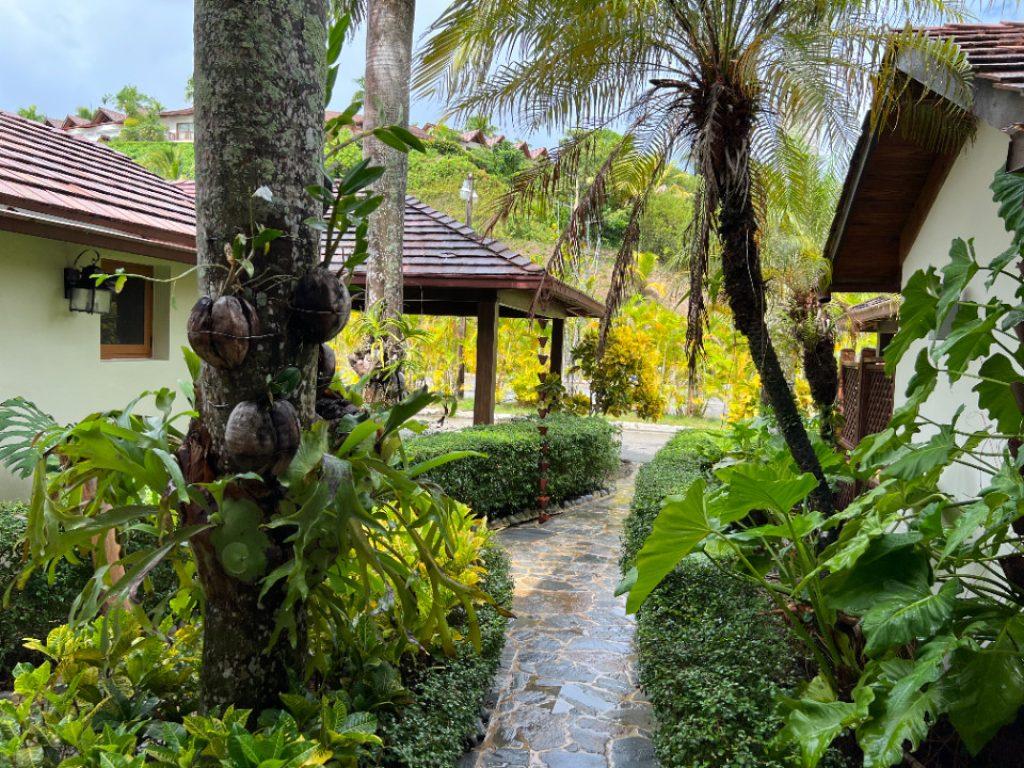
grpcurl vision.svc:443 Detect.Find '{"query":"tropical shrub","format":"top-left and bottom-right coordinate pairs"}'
top-left (0, 548), bottom-right (511, 767)
top-left (573, 325), bottom-right (665, 420)
top-left (624, 431), bottom-right (844, 768)
top-left (408, 414), bottom-right (620, 518)
top-left (625, 169), bottom-right (1024, 766)
top-left (0, 503), bottom-right (91, 682)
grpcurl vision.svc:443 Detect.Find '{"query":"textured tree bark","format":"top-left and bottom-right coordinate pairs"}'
top-left (709, 100), bottom-right (834, 516)
top-left (792, 292), bottom-right (839, 442)
top-left (361, 0), bottom-right (415, 402)
top-left (190, 0), bottom-right (327, 713)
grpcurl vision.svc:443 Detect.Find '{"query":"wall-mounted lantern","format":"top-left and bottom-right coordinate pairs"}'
top-left (63, 250), bottom-right (113, 315)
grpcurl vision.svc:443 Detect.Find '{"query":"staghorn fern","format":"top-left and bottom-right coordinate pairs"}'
top-left (0, 397), bottom-right (64, 478)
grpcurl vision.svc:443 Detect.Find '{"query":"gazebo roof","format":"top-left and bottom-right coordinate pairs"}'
top-left (336, 196), bottom-right (604, 320)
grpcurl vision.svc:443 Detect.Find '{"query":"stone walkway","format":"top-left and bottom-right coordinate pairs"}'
top-left (460, 474), bottom-right (657, 768)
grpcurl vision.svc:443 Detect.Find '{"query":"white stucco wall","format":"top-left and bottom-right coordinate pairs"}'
top-left (895, 122), bottom-right (1016, 498)
top-left (0, 231), bottom-right (198, 499)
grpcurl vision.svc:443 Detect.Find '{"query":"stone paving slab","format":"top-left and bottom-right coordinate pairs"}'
top-left (460, 475), bottom-right (658, 768)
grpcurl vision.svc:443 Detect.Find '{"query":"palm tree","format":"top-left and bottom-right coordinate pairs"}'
top-left (361, 0), bottom-right (416, 403)
top-left (759, 135), bottom-right (842, 439)
top-left (417, 0), bottom-right (970, 512)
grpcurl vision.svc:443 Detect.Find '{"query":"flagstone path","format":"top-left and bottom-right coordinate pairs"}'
top-left (459, 473), bottom-right (658, 768)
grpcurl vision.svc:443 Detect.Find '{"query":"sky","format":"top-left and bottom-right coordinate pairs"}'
top-left (0, 0), bottom-right (557, 144)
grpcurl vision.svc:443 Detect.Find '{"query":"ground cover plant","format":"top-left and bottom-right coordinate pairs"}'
top-left (625, 169), bottom-right (1024, 765)
top-left (408, 413), bottom-right (619, 518)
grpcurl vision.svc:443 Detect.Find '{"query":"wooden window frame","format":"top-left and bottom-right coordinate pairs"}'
top-left (100, 260), bottom-right (154, 360)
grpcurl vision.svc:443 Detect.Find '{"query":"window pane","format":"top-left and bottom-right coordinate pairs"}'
top-left (101, 278), bottom-right (147, 345)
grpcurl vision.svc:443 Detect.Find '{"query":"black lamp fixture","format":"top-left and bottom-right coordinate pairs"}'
top-left (63, 249), bottom-right (113, 315)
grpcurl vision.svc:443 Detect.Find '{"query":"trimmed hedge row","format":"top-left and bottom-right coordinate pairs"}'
top-left (380, 545), bottom-right (512, 767)
top-left (408, 414), bottom-right (620, 518)
top-left (623, 430), bottom-right (850, 768)
top-left (0, 502), bottom-right (92, 682)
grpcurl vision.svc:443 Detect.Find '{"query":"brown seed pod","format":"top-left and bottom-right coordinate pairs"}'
top-left (224, 399), bottom-right (300, 474)
top-left (290, 268), bottom-right (351, 342)
top-left (187, 295), bottom-right (260, 369)
top-left (317, 343), bottom-right (337, 392)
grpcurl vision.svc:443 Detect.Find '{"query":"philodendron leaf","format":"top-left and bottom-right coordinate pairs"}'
top-left (858, 673), bottom-right (943, 768)
top-left (934, 304), bottom-right (998, 383)
top-left (883, 427), bottom-right (958, 481)
top-left (626, 478), bottom-right (717, 613)
top-left (860, 579), bottom-right (960, 656)
top-left (936, 238), bottom-right (977, 323)
top-left (778, 681), bottom-right (874, 768)
top-left (884, 268), bottom-right (941, 375)
top-left (713, 461), bottom-right (818, 517)
top-left (946, 617), bottom-right (1024, 754)
top-left (973, 353), bottom-right (1024, 434)
top-left (992, 169), bottom-right (1024, 246)
top-left (823, 533), bottom-right (930, 615)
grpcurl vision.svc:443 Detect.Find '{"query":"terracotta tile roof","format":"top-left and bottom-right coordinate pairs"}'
top-left (926, 21), bottom-right (1024, 94)
top-left (0, 111), bottom-right (196, 258)
top-left (172, 179), bottom-right (196, 197)
top-left (335, 196), bottom-right (604, 316)
top-left (159, 107), bottom-right (195, 118)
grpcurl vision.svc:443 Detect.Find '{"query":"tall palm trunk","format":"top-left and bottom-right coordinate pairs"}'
top-left (792, 292), bottom-right (839, 442)
top-left (189, 0), bottom-right (327, 712)
top-left (710, 97), bottom-right (834, 515)
top-left (361, 0), bottom-right (415, 403)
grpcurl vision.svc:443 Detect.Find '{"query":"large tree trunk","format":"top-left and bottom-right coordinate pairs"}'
top-left (710, 100), bottom-right (834, 516)
top-left (360, 0), bottom-right (415, 404)
top-left (190, 0), bottom-right (328, 713)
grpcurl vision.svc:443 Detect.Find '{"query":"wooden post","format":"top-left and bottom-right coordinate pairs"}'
top-left (550, 318), bottom-right (565, 378)
top-left (474, 300), bottom-right (499, 425)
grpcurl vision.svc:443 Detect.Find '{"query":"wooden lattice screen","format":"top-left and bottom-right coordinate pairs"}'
top-left (838, 359), bottom-right (894, 450)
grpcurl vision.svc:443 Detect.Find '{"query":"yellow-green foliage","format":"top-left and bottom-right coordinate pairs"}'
top-left (574, 324), bottom-right (666, 421)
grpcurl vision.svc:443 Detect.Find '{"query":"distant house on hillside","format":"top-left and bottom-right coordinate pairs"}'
top-left (61, 106), bottom-right (193, 142)
top-left (825, 21), bottom-right (1024, 497)
top-left (0, 111), bottom-right (197, 497)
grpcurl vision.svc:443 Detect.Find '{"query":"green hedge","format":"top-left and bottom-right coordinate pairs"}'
top-left (0, 503), bottom-right (92, 682)
top-left (380, 545), bottom-right (513, 767)
top-left (0, 502), bottom-right (178, 684)
top-left (624, 430), bottom-right (850, 768)
top-left (408, 414), bottom-right (620, 518)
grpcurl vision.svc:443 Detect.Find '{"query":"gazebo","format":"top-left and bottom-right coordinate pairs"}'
top-left (337, 196), bottom-right (605, 425)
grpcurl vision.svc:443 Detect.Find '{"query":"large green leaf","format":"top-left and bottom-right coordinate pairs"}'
top-left (934, 304), bottom-right (998, 383)
top-left (859, 673), bottom-right (942, 768)
top-left (778, 683), bottom-right (874, 768)
top-left (936, 238), bottom-right (978, 324)
top-left (973, 353), bottom-right (1024, 434)
top-left (946, 618), bottom-right (1024, 754)
top-left (884, 268), bottom-right (940, 375)
top-left (860, 579), bottom-right (959, 656)
top-left (626, 478), bottom-right (717, 613)
top-left (713, 461), bottom-right (818, 517)
top-left (882, 427), bottom-right (958, 481)
top-left (991, 169), bottom-right (1024, 246)
top-left (823, 533), bottom-right (930, 614)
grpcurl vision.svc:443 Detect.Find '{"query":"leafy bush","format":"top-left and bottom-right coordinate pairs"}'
top-left (408, 414), bottom-right (620, 518)
top-left (636, 558), bottom-right (803, 768)
top-left (379, 546), bottom-right (513, 767)
top-left (573, 325), bottom-right (666, 421)
top-left (623, 430), bottom-right (851, 768)
top-left (0, 503), bottom-right (91, 682)
top-left (0, 545), bottom-right (512, 767)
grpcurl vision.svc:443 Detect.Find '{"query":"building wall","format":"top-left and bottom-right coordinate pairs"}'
top-left (895, 121), bottom-right (1016, 498)
top-left (0, 231), bottom-right (198, 499)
